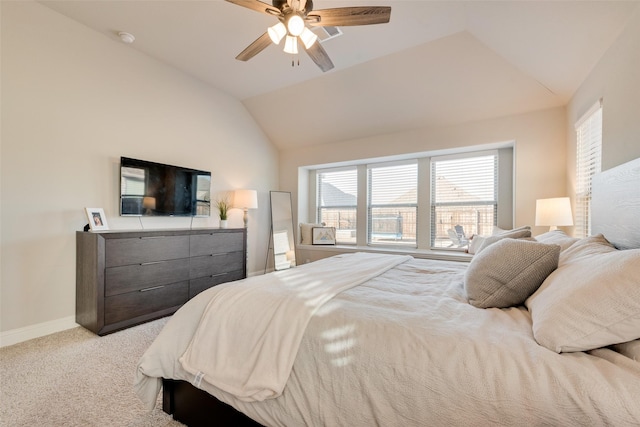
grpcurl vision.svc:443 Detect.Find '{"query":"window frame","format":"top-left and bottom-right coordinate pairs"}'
top-left (316, 166), bottom-right (359, 245)
top-left (429, 151), bottom-right (499, 250)
top-left (366, 160), bottom-right (418, 247)
top-left (574, 100), bottom-right (603, 238)
top-left (307, 145), bottom-right (513, 251)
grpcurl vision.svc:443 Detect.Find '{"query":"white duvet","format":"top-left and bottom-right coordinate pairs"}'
top-left (180, 252), bottom-right (411, 402)
top-left (135, 254), bottom-right (640, 426)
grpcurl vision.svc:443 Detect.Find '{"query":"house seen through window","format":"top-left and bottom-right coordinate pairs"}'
top-left (431, 154), bottom-right (497, 249)
top-left (317, 168), bottom-right (358, 244)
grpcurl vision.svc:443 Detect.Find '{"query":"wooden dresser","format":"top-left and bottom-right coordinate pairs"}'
top-left (76, 228), bottom-right (246, 335)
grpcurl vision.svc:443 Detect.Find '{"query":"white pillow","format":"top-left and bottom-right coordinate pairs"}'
top-left (612, 339), bottom-right (640, 362)
top-left (492, 225), bottom-right (531, 235)
top-left (534, 230), bottom-right (579, 253)
top-left (526, 235), bottom-right (640, 353)
top-left (557, 233), bottom-right (614, 264)
top-left (299, 222), bottom-right (325, 245)
top-left (467, 236), bottom-right (486, 255)
top-left (465, 239), bottom-right (560, 308)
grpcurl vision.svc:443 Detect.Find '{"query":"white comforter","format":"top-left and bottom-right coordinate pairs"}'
top-left (180, 252), bottom-right (411, 402)
top-left (135, 254), bottom-right (640, 426)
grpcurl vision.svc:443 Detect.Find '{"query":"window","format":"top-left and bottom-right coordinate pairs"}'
top-left (575, 101), bottom-right (602, 238)
top-left (430, 153), bottom-right (498, 249)
top-left (317, 168), bottom-right (358, 244)
top-left (367, 161), bottom-right (417, 246)
top-left (309, 146), bottom-right (511, 251)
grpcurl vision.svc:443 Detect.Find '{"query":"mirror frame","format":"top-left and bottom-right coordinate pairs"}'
top-left (269, 191), bottom-right (296, 271)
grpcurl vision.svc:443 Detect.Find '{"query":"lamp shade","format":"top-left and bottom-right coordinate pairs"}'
top-left (268, 22), bottom-right (286, 45)
top-left (234, 189), bottom-right (258, 209)
top-left (535, 197), bottom-right (573, 230)
top-left (142, 196), bottom-right (156, 210)
top-left (283, 35), bottom-right (298, 54)
top-left (300, 27), bottom-right (318, 49)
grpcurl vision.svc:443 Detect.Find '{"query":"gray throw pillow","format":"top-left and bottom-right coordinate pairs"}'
top-left (465, 238), bottom-right (560, 308)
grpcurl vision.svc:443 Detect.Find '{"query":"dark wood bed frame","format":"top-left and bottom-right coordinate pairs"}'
top-left (162, 157), bottom-right (640, 426)
top-left (162, 379), bottom-right (263, 426)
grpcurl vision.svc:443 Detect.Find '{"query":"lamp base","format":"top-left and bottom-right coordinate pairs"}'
top-left (243, 208), bottom-right (249, 228)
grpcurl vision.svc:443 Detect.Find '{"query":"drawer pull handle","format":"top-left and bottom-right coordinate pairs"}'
top-left (210, 273), bottom-right (228, 278)
top-left (140, 261), bottom-right (165, 266)
top-left (209, 251), bottom-right (240, 256)
top-left (140, 285), bottom-right (165, 292)
top-left (139, 236), bottom-right (167, 240)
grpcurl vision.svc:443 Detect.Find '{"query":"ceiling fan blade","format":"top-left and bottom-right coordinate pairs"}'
top-left (308, 6), bottom-right (391, 26)
top-left (225, 0), bottom-right (281, 16)
top-left (236, 32), bottom-right (273, 61)
top-left (304, 40), bottom-right (334, 72)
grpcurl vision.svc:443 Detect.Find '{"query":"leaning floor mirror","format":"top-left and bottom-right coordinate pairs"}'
top-left (269, 191), bottom-right (297, 271)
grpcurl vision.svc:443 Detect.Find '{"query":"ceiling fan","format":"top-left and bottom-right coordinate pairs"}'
top-left (225, 0), bottom-right (391, 72)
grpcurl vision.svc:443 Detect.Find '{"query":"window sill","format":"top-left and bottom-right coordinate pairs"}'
top-left (296, 244), bottom-right (472, 263)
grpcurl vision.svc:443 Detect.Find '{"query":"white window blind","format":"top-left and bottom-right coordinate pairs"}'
top-left (574, 101), bottom-right (602, 238)
top-left (367, 161), bottom-right (417, 246)
top-left (317, 168), bottom-right (358, 244)
top-left (121, 167), bottom-right (145, 195)
top-left (431, 153), bottom-right (498, 249)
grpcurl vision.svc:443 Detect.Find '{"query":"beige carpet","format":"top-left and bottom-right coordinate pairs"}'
top-left (0, 318), bottom-right (184, 427)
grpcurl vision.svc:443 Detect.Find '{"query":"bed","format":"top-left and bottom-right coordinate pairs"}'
top-left (135, 157), bottom-right (640, 426)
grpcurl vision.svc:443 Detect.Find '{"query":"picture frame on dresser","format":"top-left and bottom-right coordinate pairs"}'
top-left (85, 207), bottom-right (109, 231)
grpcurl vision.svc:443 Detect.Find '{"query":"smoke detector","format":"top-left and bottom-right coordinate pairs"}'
top-left (118, 32), bottom-right (135, 44)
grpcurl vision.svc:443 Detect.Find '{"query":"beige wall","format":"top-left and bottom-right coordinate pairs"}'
top-left (566, 6), bottom-right (640, 188)
top-left (280, 107), bottom-right (568, 242)
top-left (0, 2), bottom-right (278, 340)
top-left (285, 8), bottom-right (640, 263)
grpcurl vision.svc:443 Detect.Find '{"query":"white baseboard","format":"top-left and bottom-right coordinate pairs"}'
top-left (0, 316), bottom-right (79, 348)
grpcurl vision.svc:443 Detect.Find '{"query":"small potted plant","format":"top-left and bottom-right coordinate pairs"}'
top-left (216, 194), bottom-right (231, 228)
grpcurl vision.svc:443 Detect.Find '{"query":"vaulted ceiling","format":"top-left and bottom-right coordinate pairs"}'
top-left (40, 1), bottom-right (638, 149)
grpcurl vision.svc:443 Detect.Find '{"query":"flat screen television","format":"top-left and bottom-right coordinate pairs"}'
top-left (119, 157), bottom-right (211, 217)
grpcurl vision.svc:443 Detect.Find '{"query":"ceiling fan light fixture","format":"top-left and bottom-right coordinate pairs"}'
top-left (227, 0), bottom-right (391, 73)
top-left (283, 35), bottom-right (298, 54)
top-left (286, 14), bottom-right (305, 37)
top-left (268, 22), bottom-right (287, 44)
top-left (300, 27), bottom-right (318, 49)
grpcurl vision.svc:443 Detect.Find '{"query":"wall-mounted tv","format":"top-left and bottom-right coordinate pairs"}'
top-left (120, 157), bottom-right (211, 217)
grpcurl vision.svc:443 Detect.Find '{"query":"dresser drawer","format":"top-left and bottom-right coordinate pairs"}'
top-left (189, 270), bottom-right (245, 298)
top-left (190, 232), bottom-right (244, 257)
top-left (190, 251), bottom-right (244, 279)
top-left (105, 259), bottom-right (190, 297)
top-left (104, 281), bottom-right (188, 325)
top-left (77, 228), bottom-right (246, 336)
top-left (105, 235), bottom-right (190, 267)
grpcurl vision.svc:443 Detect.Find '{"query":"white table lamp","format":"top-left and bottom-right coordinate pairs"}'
top-left (234, 189), bottom-right (258, 228)
top-left (535, 197), bottom-right (573, 231)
